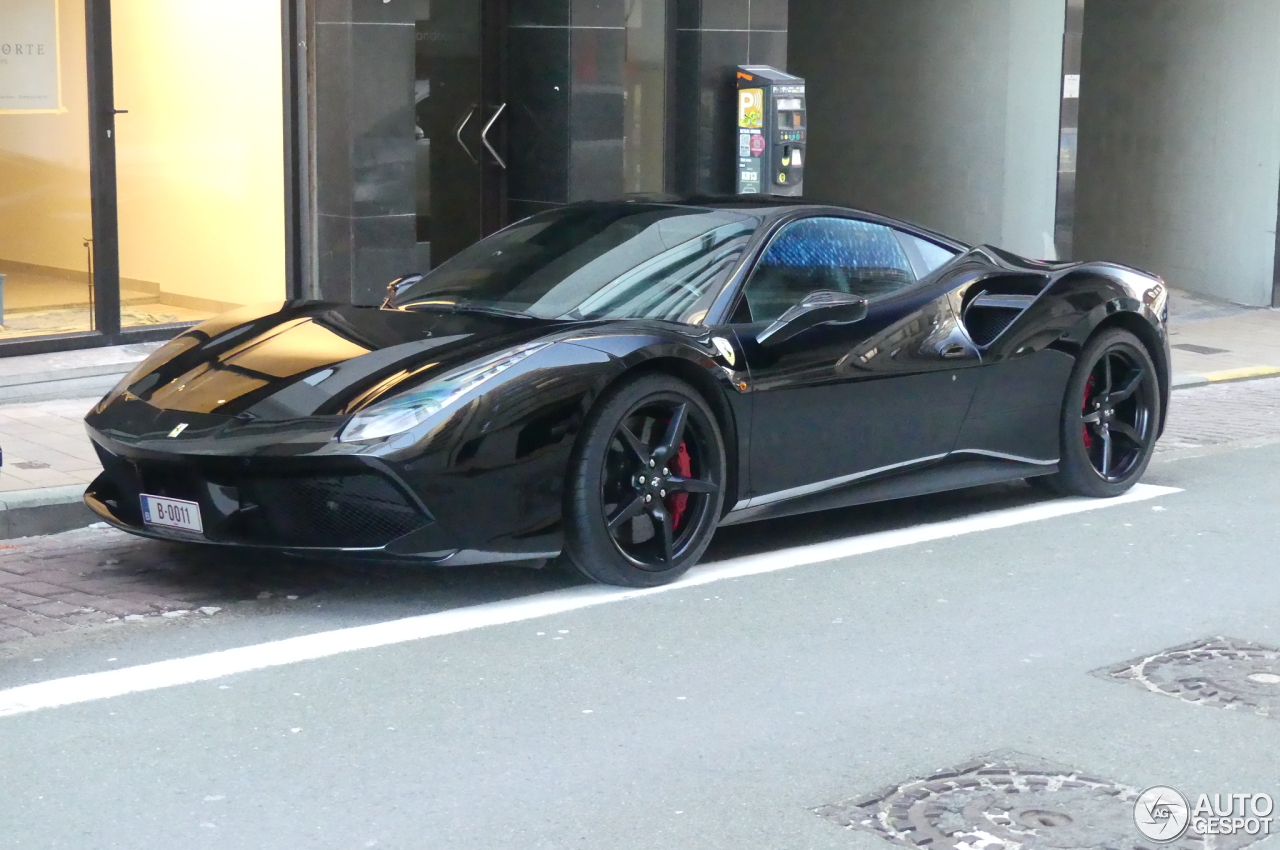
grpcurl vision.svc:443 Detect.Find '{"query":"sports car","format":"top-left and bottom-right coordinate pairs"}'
top-left (84, 197), bottom-right (1170, 587)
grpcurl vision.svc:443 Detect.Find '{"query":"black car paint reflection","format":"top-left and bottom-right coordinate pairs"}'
top-left (84, 198), bottom-right (1170, 569)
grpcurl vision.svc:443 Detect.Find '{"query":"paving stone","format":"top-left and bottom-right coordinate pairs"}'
top-left (0, 624), bottom-right (32, 642)
top-left (7, 581), bottom-right (71, 597)
top-left (58, 578), bottom-right (151, 595)
top-left (4, 616), bottom-right (70, 637)
top-left (26, 600), bottom-right (85, 617)
top-left (44, 590), bottom-right (112, 609)
top-left (17, 569), bottom-right (88, 583)
top-left (0, 588), bottom-right (46, 607)
top-left (0, 559), bottom-right (52, 576)
top-left (59, 611), bottom-right (113, 627)
top-left (77, 598), bottom-right (158, 618)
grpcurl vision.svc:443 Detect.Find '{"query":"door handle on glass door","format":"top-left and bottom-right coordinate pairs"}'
top-left (454, 104), bottom-right (479, 164)
top-left (481, 103), bottom-right (507, 169)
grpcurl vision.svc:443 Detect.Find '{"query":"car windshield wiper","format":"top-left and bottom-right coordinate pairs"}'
top-left (451, 303), bottom-right (537, 319)
top-left (402, 300), bottom-right (536, 319)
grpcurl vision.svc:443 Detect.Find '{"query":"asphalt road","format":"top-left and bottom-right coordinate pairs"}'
top-left (0, 437), bottom-right (1278, 849)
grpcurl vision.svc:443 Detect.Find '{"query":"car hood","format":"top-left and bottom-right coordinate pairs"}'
top-left (110, 302), bottom-right (571, 421)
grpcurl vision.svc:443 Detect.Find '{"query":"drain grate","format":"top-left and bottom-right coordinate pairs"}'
top-left (1172, 343), bottom-right (1231, 355)
top-left (1099, 636), bottom-right (1280, 717)
top-left (814, 752), bottom-right (1263, 849)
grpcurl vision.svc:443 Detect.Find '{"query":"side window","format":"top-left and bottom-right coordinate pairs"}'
top-left (895, 231), bottom-right (961, 278)
top-left (739, 217), bottom-right (916, 324)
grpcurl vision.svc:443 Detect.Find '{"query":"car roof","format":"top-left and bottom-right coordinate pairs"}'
top-left (609, 194), bottom-right (970, 251)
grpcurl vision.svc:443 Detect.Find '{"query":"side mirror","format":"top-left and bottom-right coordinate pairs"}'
top-left (383, 273), bottom-right (424, 308)
top-left (756, 290), bottom-right (868, 347)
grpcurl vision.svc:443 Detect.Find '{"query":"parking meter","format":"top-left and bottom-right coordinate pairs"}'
top-left (735, 66), bottom-right (806, 196)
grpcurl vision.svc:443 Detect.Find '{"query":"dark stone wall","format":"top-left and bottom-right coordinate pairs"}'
top-left (507, 0), bottom-right (628, 220)
top-left (673, 0), bottom-right (788, 196)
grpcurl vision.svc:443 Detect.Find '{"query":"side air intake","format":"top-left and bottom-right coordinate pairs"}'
top-left (962, 292), bottom-right (1037, 347)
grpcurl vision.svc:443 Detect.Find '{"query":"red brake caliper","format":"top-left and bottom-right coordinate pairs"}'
top-left (669, 443), bottom-right (692, 530)
top-left (1082, 375), bottom-right (1095, 449)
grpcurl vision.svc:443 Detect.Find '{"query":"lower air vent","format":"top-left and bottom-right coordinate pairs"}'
top-left (963, 293), bottom-right (1036, 347)
top-left (237, 474), bottom-right (427, 548)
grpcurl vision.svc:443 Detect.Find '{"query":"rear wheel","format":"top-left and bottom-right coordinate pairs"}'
top-left (563, 374), bottom-right (725, 587)
top-left (1038, 328), bottom-right (1161, 497)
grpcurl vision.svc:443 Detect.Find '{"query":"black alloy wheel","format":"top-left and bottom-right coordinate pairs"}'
top-left (564, 374), bottom-right (726, 587)
top-left (1038, 328), bottom-right (1161, 497)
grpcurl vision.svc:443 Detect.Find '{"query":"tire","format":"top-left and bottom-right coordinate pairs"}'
top-left (1037, 328), bottom-right (1162, 497)
top-left (563, 374), bottom-right (726, 587)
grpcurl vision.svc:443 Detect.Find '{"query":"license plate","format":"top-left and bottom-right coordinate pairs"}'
top-left (140, 494), bottom-right (204, 534)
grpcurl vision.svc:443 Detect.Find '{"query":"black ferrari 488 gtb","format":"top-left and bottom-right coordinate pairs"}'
top-left (85, 198), bottom-right (1170, 586)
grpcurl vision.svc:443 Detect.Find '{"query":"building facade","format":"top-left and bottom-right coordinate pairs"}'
top-left (0, 0), bottom-right (1276, 358)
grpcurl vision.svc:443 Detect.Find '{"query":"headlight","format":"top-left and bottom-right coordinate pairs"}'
top-left (338, 342), bottom-right (552, 442)
top-left (94, 335), bottom-right (201, 412)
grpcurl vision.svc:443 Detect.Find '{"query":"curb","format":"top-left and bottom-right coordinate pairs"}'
top-left (0, 485), bottom-right (95, 540)
top-left (1172, 366), bottom-right (1280, 391)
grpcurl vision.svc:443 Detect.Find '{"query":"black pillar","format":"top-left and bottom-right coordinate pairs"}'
top-left (507, 0), bottom-right (628, 221)
top-left (672, 0), bottom-right (788, 196)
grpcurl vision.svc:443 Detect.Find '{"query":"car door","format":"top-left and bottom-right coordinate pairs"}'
top-left (728, 215), bottom-right (982, 511)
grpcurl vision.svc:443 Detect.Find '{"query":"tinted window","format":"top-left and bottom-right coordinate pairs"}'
top-left (897, 232), bottom-right (961, 276)
top-left (740, 217), bottom-right (916, 323)
top-left (389, 205), bottom-right (758, 323)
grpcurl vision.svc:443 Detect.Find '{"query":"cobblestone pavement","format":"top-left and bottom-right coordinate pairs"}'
top-left (0, 530), bottom-right (267, 643)
top-left (1156, 375), bottom-right (1280, 451)
top-left (0, 527), bottom-right (576, 648)
top-left (1, 377), bottom-right (1279, 647)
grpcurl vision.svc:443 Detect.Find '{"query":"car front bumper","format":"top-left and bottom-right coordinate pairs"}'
top-left (84, 441), bottom-right (464, 561)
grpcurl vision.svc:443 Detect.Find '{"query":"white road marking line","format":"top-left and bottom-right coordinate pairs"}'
top-left (0, 484), bottom-right (1180, 718)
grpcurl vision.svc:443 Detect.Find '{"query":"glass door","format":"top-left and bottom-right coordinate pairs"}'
top-left (0, 0), bottom-right (95, 340)
top-left (108, 0), bottom-right (288, 329)
top-left (415, 0), bottom-right (506, 268)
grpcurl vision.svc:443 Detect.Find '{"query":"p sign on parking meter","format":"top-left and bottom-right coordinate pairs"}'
top-left (735, 66), bottom-right (806, 196)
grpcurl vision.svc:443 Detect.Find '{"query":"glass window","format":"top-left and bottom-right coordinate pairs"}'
top-left (897, 231), bottom-right (961, 277)
top-left (740, 217), bottom-right (916, 323)
top-left (388, 205), bottom-right (759, 323)
top-left (0, 0), bottom-right (94, 339)
top-left (111, 0), bottom-right (287, 329)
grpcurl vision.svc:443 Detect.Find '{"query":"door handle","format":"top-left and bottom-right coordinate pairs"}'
top-left (454, 104), bottom-right (478, 164)
top-left (481, 102), bottom-right (507, 169)
top-left (940, 343), bottom-right (968, 359)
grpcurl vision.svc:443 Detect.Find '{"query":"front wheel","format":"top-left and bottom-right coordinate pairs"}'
top-left (563, 374), bottom-right (726, 587)
top-left (1038, 328), bottom-right (1162, 497)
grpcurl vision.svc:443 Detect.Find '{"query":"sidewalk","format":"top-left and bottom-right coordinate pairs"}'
top-left (1166, 289), bottom-right (1280, 386)
top-left (0, 290), bottom-right (1276, 539)
top-left (0, 342), bottom-right (158, 539)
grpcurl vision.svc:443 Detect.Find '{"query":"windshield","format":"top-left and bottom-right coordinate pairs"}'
top-left (388, 204), bottom-right (760, 323)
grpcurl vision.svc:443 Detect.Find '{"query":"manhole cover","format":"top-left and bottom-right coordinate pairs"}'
top-left (815, 753), bottom-right (1263, 849)
top-left (1099, 636), bottom-right (1280, 717)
